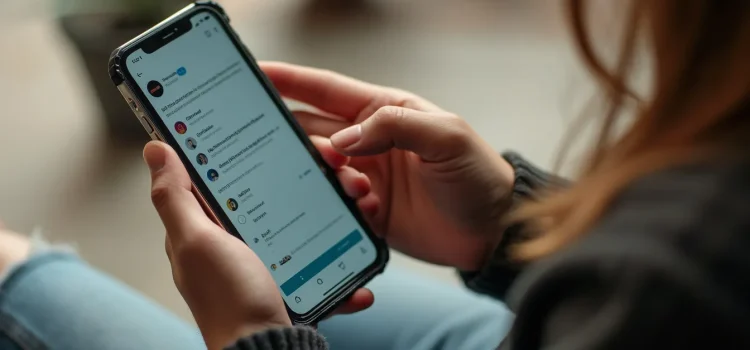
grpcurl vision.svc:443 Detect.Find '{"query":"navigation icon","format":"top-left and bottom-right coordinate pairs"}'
top-left (295, 296), bottom-right (301, 303)
top-left (338, 262), bottom-right (346, 270)
top-left (317, 278), bottom-right (323, 285)
top-left (360, 247), bottom-right (367, 254)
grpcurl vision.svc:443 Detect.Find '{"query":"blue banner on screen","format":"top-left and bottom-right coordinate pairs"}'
top-left (281, 230), bottom-right (363, 296)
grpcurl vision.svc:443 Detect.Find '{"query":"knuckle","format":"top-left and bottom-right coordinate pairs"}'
top-left (373, 106), bottom-right (406, 124)
top-left (443, 112), bottom-right (469, 128)
top-left (385, 88), bottom-right (433, 110)
top-left (438, 113), bottom-right (473, 148)
top-left (173, 233), bottom-right (215, 264)
top-left (150, 182), bottom-right (175, 210)
top-left (393, 92), bottom-right (420, 108)
top-left (384, 88), bottom-right (418, 106)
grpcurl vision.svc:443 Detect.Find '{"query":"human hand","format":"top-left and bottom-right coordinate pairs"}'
top-left (143, 142), bottom-right (373, 349)
top-left (262, 62), bottom-right (516, 271)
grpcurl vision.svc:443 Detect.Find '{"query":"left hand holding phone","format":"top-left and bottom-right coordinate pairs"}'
top-left (143, 141), bottom-right (373, 349)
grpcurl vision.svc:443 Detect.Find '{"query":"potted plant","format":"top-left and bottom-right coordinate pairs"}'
top-left (59, 0), bottom-right (190, 141)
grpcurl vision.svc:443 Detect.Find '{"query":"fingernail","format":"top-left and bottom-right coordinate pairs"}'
top-left (143, 143), bottom-right (166, 172)
top-left (331, 125), bottom-right (362, 149)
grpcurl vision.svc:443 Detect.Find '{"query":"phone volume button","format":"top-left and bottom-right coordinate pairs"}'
top-left (140, 116), bottom-right (155, 134)
top-left (127, 98), bottom-right (139, 111)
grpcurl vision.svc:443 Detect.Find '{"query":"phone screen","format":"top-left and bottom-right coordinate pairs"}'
top-left (123, 10), bottom-right (379, 315)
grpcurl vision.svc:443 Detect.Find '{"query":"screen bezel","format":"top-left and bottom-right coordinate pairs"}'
top-left (113, 4), bottom-right (388, 324)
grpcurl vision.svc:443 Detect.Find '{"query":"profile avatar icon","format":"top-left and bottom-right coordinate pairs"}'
top-left (226, 198), bottom-right (239, 211)
top-left (207, 169), bottom-right (219, 182)
top-left (147, 80), bottom-right (164, 97)
top-left (196, 153), bottom-right (208, 165)
top-left (174, 121), bottom-right (187, 134)
top-left (185, 137), bottom-right (198, 150)
top-left (270, 264), bottom-right (277, 271)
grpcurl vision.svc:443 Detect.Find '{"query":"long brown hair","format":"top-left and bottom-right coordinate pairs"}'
top-left (513, 0), bottom-right (750, 259)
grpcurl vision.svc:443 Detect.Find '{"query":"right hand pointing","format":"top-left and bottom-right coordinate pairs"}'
top-left (262, 62), bottom-right (515, 270)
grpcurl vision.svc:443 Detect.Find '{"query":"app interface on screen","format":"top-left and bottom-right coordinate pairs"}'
top-left (126, 11), bottom-right (377, 314)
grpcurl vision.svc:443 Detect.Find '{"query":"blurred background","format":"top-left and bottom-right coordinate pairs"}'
top-left (0, 0), bottom-right (595, 321)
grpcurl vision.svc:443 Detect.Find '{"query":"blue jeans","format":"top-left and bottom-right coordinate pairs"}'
top-left (0, 252), bottom-right (512, 349)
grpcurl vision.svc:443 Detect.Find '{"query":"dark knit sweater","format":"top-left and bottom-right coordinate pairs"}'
top-left (226, 152), bottom-right (750, 350)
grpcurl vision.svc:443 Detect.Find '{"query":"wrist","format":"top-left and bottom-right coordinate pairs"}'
top-left (482, 151), bottom-right (561, 265)
top-left (485, 153), bottom-right (516, 250)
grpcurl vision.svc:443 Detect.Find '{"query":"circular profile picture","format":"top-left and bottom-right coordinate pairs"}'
top-left (147, 80), bottom-right (164, 97)
top-left (226, 198), bottom-right (239, 211)
top-left (270, 264), bottom-right (277, 271)
top-left (207, 169), bottom-right (219, 182)
top-left (185, 137), bottom-right (198, 150)
top-left (174, 121), bottom-right (187, 134)
top-left (196, 153), bottom-right (208, 165)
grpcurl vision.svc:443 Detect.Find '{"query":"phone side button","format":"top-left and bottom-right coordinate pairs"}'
top-left (127, 98), bottom-right (139, 111)
top-left (140, 116), bottom-right (155, 134)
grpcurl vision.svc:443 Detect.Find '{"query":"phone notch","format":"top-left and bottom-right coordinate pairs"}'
top-left (142, 17), bottom-right (194, 54)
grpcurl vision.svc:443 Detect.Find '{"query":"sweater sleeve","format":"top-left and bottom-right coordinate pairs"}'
top-left (224, 326), bottom-right (327, 350)
top-left (460, 151), bottom-right (563, 301)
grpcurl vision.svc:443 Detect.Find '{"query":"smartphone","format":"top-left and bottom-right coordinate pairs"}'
top-left (108, 2), bottom-right (388, 325)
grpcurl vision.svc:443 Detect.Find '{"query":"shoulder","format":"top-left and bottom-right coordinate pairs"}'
top-left (602, 156), bottom-right (750, 241)
top-left (504, 158), bottom-right (750, 349)
top-left (595, 157), bottom-right (750, 291)
top-left (533, 155), bottom-right (750, 278)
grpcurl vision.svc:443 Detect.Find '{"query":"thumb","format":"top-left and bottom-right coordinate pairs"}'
top-left (143, 141), bottom-right (213, 241)
top-left (330, 106), bottom-right (473, 162)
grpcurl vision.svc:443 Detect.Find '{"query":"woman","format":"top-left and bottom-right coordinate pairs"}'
top-left (1, 0), bottom-right (748, 349)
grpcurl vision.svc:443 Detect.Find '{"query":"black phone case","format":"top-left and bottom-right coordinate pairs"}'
top-left (108, 1), bottom-right (389, 326)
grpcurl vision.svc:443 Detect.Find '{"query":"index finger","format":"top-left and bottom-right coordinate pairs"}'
top-left (260, 61), bottom-right (385, 119)
top-left (260, 62), bottom-right (385, 119)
